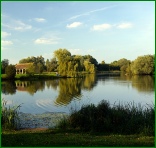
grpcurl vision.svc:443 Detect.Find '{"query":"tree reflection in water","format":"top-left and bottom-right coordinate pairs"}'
top-left (54, 74), bottom-right (97, 105)
top-left (1, 74), bottom-right (154, 106)
top-left (131, 75), bottom-right (155, 92)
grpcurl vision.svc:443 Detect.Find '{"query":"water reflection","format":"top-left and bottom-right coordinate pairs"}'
top-left (131, 75), bottom-right (155, 92)
top-left (1, 81), bottom-right (16, 95)
top-left (1, 74), bottom-right (155, 106)
top-left (15, 81), bottom-right (46, 95)
top-left (54, 78), bottom-right (82, 105)
top-left (82, 74), bottom-right (97, 91)
top-left (46, 79), bottom-right (59, 90)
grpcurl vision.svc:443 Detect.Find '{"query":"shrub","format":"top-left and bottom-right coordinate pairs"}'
top-left (5, 65), bottom-right (16, 79)
top-left (57, 100), bottom-right (155, 136)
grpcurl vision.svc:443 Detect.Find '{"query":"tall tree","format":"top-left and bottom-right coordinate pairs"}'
top-left (5, 64), bottom-right (16, 79)
top-left (1, 59), bottom-right (9, 74)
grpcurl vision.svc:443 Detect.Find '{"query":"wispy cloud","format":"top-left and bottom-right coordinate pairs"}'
top-left (92, 24), bottom-right (112, 31)
top-left (2, 31), bottom-right (11, 38)
top-left (34, 37), bottom-right (60, 45)
top-left (66, 22), bottom-right (82, 28)
top-left (69, 5), bottom-right (117, 20)
top-left (2, 40), bottom-right (13, 46)
top-left (34, 18), bottom-right (46, 23)
top-left (117, 23), bottom-right (133, 29)
top-left (2, 20), bottom-right (32, 31)
top-left (92, 22), bottom-right (133, 31)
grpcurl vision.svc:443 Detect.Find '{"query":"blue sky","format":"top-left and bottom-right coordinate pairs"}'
top-left (1, 1), bottom-right (155, 64)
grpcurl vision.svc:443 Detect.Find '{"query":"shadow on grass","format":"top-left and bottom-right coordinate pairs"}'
top-left (2, 129), bottom-right (154, 147)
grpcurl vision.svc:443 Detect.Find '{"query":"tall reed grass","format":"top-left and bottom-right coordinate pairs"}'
top-left (56, 100), bottom-right (155, 136)
top-left (1, 99), bottom-right (21, 130)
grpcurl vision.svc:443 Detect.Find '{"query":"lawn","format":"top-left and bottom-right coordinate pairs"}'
top-left (2, 129), bottom-right (154, 147)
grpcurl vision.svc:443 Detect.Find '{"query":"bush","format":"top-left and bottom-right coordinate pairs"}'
top-left (57, 100), bottom-right (155, 136)
top-left (5, 65), bottom-right (16, 79)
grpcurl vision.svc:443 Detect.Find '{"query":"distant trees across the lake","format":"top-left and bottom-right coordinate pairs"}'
top-left (1, 48), bottom-right (155, 77)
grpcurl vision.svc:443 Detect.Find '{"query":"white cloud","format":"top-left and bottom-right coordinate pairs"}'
top-left (68, 48), bottom-right (81, 55)
top-left (67, 22), bottom-right (82, 28)
top-left (92, 24), bottom-right (112, 31)
top-left (34, 37), bottom-right (59, 45)
top-left (1, 40), bottom-right (13, 46)
top-left (117, 23), bottom-right (133, 29)
top-left (2, 20), bottom-right (32, 31)
top-left (34, 18), bottom-right (46, 22)
top-left (2, 31), bottom-right (11, 38)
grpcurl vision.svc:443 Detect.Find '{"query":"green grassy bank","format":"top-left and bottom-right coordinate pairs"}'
top-left (1, 73), bottom-right (59, 80)
top-left (2, 129), bottom-right (154, 147)
top-left (1, 99), bottom-right (155, 147)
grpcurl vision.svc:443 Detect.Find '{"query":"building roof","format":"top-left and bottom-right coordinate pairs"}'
top-left (15, 63), bottom-right (33, 69)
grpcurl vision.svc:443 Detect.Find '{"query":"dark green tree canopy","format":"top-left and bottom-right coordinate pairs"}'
top-left (5, 64), bottom-right (16, 79)
top-left (1, 59), bottom-right (9, 74)
top-left (19, 56), bottom-right (46, 74)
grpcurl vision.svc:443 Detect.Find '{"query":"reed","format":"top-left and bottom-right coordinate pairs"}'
top-left (56, 100), bottom-right (155, 136)
top-left (1, 99), bottom-right (22, 130)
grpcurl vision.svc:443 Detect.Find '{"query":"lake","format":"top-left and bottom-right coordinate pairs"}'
top-left (1, 73), bottom-right (155, 128)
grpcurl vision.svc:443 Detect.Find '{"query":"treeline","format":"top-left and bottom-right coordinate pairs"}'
top-left (1, 48), bottom-right (155, 78)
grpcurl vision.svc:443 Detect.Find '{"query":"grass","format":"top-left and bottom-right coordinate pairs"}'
top-left (1, 73), bottom-right (59, 80)
top-left (1, 99), bottom-right (21, 130)
top-left (1, 99), bottom-right (155, 146)
top-left (2, 129), bottom-right (154, 147)
top-left (56, 100), bottom-right (155, 136)
top-left (15, 73), bottom-right (59, 80)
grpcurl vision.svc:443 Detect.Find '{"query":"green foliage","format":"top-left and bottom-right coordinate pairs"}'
top-left (57, 100), bottom-right (155, 136)
top-left (54, 49), bottom-right (97, 77)
top-left (1, 59), bottom-right (9, 74)
top-left (26, 63), bottom-right (36, 75)
top-left (110, 58), bottom-right (131, 72)
top-left (5, 64), bottom-right (16, 79)
top-left (130, 55), bottom-right (154, 75)
top-left (1, 99), bottom-right (21, 130)
top-left (19, 56), bottom-right (46, 74)
top-left (46, 58), bottom-right (58, 72)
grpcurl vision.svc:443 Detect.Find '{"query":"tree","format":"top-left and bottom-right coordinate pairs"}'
top-left (26, 63), bottom-right (36, 75)
top-left (101, 60), bottom-right (105, 64)
top-left (1, 59), bottom-right (9, 74)
top-left (5, 65), bottom-right (16, 79)
top-left (130, 55), bottom-right (154, 75)
top-left (53, 49), bottom-right (98, 76)
top-left (110, 58), bottom-right (130, 72)
top-left (19, 56), bottom-right (46, 74)
top-left (46, 58), bottom-right (58, 72)
top-left (83, 55), bottom-right (98, 66)
top-left (54, 48), bottom-right (71, 61)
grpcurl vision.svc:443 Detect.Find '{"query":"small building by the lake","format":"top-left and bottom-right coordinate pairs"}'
top-left (15, 63), bottom-right (33, 74)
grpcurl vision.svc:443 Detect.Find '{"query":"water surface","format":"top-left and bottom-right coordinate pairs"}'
top-left (2, 74), bottom-right (155, 115)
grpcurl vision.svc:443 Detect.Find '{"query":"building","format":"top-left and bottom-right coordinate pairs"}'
top-left (15, 63), bottom-right (33, 74)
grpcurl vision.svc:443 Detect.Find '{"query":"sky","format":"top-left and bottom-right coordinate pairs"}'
top-left (1, 1), bottom-right (155, 64)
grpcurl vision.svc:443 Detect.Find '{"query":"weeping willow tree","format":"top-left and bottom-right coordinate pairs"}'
top-left (54, 48), bottom-right (97, 77)
top-left (54, 49), bottom-right (82, 77)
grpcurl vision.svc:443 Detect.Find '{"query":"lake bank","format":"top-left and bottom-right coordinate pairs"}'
top-left (2, 129), bottom-right (154, 147)
top-left (1, 73), bottom-right (60, 80)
